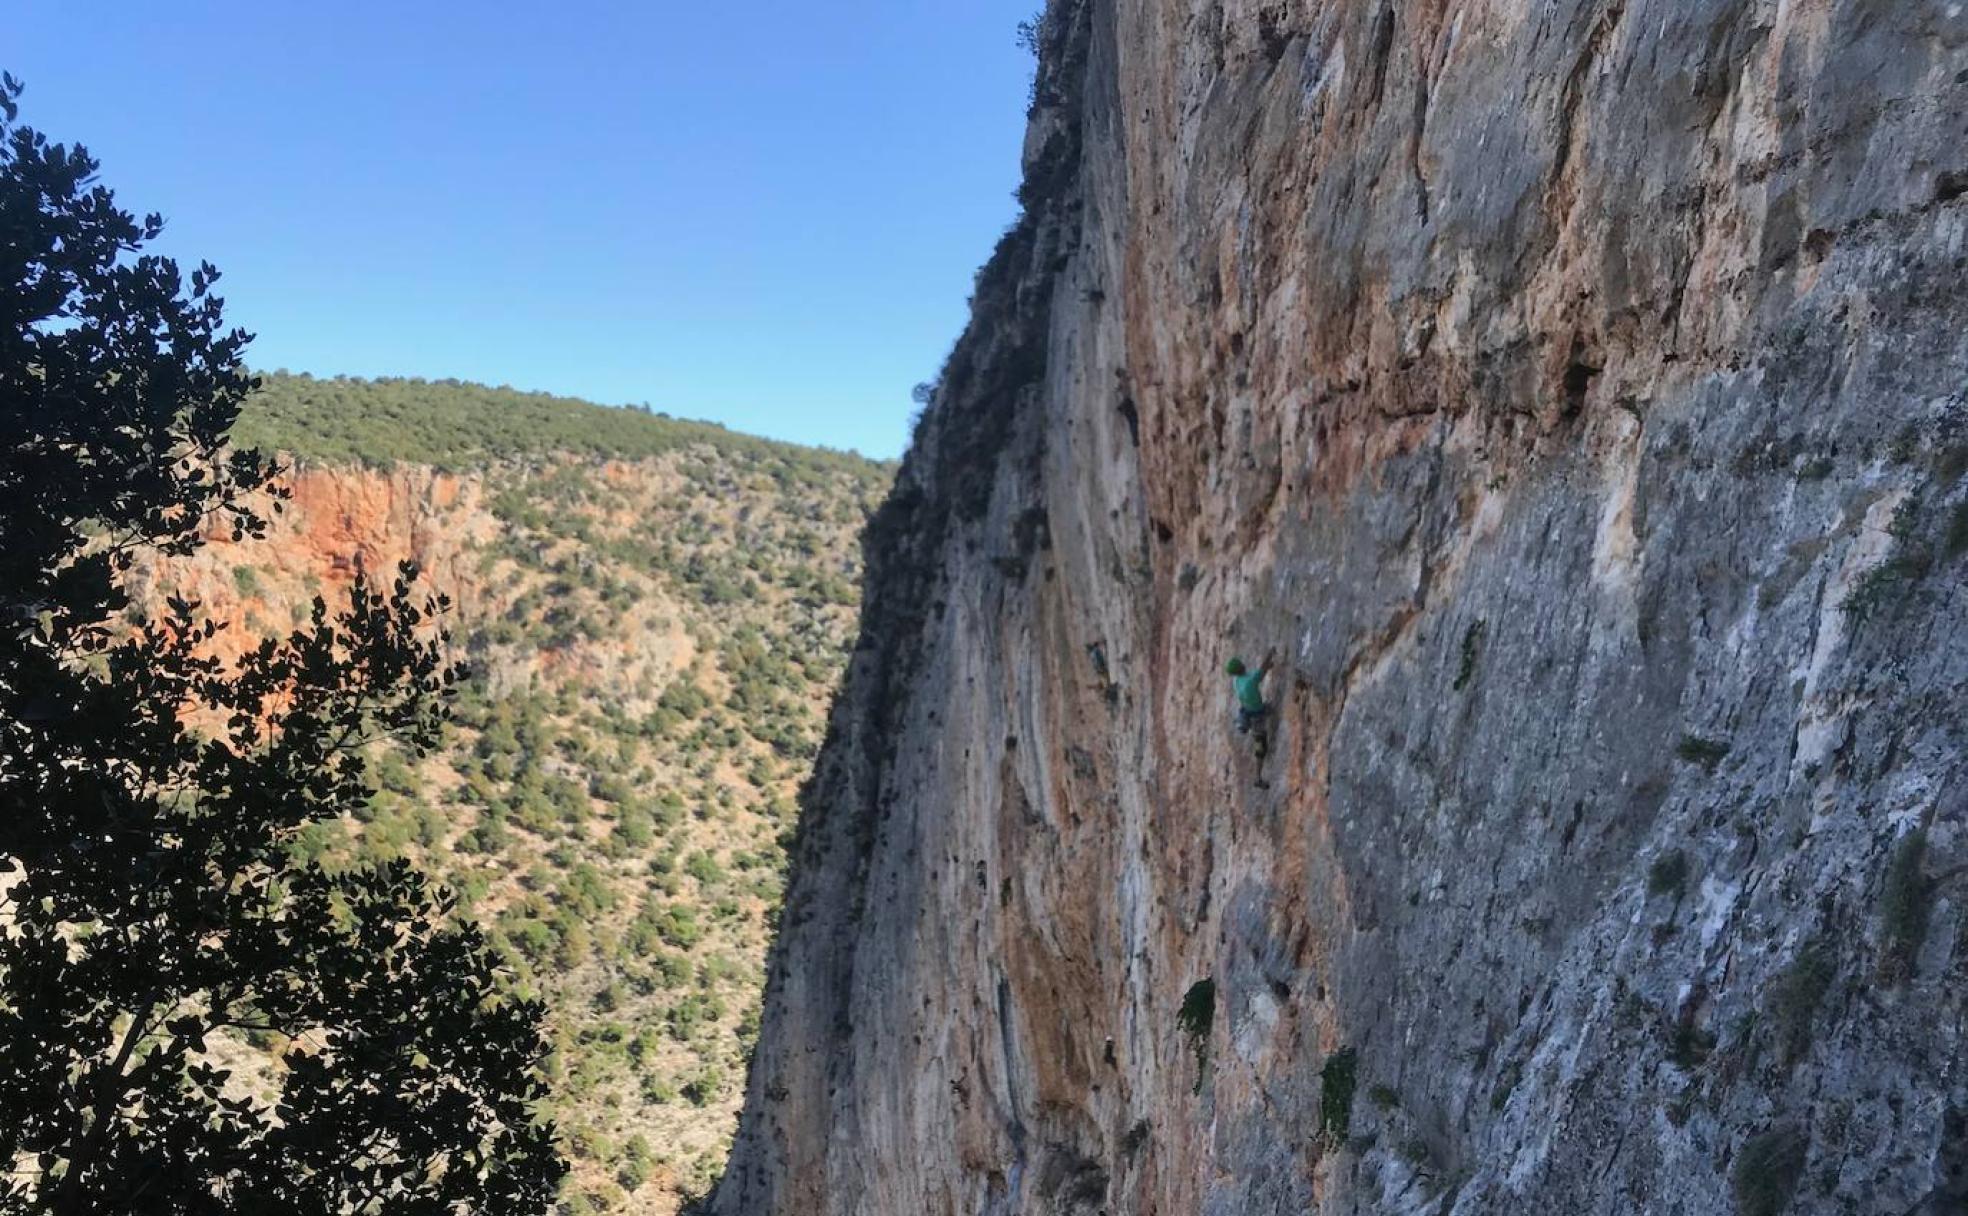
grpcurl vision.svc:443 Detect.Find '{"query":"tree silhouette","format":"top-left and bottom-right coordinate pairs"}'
top-left (0, 75), bottom-right (564, 1214)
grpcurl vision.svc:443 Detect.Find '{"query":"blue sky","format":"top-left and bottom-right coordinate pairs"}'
top-left (9, 2), bottom-right (1041, 458)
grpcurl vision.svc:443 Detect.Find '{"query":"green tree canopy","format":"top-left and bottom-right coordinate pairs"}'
top-left (0, 75), bottom-right (563, 1214)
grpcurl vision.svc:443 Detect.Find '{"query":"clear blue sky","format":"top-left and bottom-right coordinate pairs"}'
top-left (10, 2), bottom-right (1040, 459)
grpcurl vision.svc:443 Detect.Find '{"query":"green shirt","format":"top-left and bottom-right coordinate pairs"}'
top-left (1233, 669), bottom-right (1266, 712)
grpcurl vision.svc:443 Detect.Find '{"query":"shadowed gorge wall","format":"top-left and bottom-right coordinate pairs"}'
top-left (714, 0), bottom-right (1968, 1212)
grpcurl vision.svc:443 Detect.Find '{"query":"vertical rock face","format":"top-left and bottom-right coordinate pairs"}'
top-left (716, 0), bottom-right (1968, 1212)
top-left (131, 464), bottom-right (490, 665)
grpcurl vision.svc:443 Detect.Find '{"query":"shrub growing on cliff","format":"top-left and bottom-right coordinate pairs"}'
top-left (1015, 12), bottom-right (1044, 55)
top-left (1674, 735), bottom-right (1731, 773)
top-left (1318, 1048), bottom-right (1360, 1146)
top-left (1647, 849), bottom-right (1690, 898)
top-left (1452, 619), bottom-right (1485, 692)
top-left (1877, 828), bottom-right (1932, 985)
top-left (1177, 979), bottom-right (1215, 1095)
top-left (1843, 496), bottom-right (1932, 623)
top-left (1732, 1126), bottom-right (1807, 1216)
top-left (1668, 1018), bottom-right (1718, 1069)
top-left (0, 79), bottom-right (562, 1212)
top-left (1944, 500), bottom-right (1968, 561)
top-left (1767, 942), bottom-right (1834, 1064)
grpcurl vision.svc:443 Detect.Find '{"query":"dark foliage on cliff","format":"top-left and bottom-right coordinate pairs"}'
top-left (0, 78), bottom-right (562, 1213)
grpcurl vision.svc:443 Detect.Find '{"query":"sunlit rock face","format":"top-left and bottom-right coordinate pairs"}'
top-left (715, 0), bottom-right (1968, 1212)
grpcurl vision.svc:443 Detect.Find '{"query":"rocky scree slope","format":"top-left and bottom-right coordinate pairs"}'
top-left (135, 375), bottom-right (888, 1215)
top-left (713, 1), bottom-right (1968, 1213)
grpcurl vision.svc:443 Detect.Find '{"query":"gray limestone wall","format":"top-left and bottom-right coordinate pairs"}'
top-left (712, 0), bottom-right (1968, 1212)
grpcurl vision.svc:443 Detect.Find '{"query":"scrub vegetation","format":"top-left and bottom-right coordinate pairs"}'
top-left (155, 376), bottom-right (892, 1212)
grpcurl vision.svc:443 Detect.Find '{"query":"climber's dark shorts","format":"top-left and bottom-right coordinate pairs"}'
top-left (1237, 706), bottom-right (1268, 734)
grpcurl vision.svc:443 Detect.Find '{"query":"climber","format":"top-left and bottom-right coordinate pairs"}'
top-left (1225, 650), bottom-right (1275, 767)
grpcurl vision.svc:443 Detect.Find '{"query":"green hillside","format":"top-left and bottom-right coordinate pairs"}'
top-left (235, 371), bottom-right (882, 477)
top-left (159, 375), bottom-right (889, 1214)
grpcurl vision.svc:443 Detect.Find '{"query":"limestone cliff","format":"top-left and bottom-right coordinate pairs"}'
top-left (714, 0), bottom-right (1968, 1212)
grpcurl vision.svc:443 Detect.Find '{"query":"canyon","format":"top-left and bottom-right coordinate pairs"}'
top-left (138, 378), bottom-right (889, 1215)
